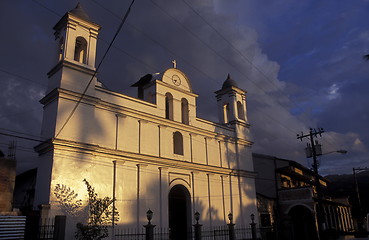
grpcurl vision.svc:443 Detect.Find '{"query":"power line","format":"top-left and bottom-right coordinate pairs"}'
top-left (180, 0), bottom-right (282, 92)
top-left (29, 1), bottom-right (343, 155)
top-left (0, 132), bottom-right (43, 142)
top-left (55, 0), bottom-right (136, 138)
top-left (0, 67), bottom-right (46, 87)
top-left (0, 128), bottom-right (45, 140)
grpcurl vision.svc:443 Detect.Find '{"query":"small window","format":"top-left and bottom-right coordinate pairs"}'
top-left (237, 101), bottom-right (245, 120)
top-left (181, 98), bottom-right (189, 124)
top-left (173, 131), bottom-right (183, 155)
top-left (74, 37), bottom-right (87, 64)
top-left (165, 93), bottom-right (173, 120)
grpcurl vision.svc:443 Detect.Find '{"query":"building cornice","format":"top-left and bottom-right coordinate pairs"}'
top-left (47, 59), bottom-right (97, 78)
top-left (34, 138), bottom-right (256, 178)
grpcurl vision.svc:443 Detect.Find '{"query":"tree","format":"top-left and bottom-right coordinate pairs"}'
top-left (54, 179), bottom-right (119, 240)
top-left (54, 184), bottom-right (83, 217)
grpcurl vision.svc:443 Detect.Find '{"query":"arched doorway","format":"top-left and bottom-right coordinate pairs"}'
top-left (289, 205), bottom-right (318, 240)
top-left (169, 185), bottom-right (191, 240)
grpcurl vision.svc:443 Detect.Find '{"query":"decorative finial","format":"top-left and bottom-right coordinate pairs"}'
top-left (172, 60), bottom-right (177, 69)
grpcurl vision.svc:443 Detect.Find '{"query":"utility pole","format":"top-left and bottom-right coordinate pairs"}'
top-left (297, 128), bottom-right (325, 240)
top-left (353, 167), bottom-right (368, 232)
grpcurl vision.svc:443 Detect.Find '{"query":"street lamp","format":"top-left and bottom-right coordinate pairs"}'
top-left (194, 211), bottom-right (200, 224)
top-left (227, 213), bottom-right (235, 240)
top-left (322, 150), bottom-right (348, 155)
top-left (228, 212), bottom-right (233, 224)
top-left (145, 209), bottom-right (155, 240)
top-left (298, 128), bottom-right (347, 240)
top-left (193, 212), bottom-right (202, 240)
top-left (250, 214), bottom-right (256, 240)
top-left (146, 209), bottom-right (153, 224)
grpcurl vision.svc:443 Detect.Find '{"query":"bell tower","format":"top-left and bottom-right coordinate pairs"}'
top-left (47, 3), bottom-right (101, 95)
top-left (39, 4), bottom-right (101, 140)
top-left (215, 74), bottom-right (248, 125)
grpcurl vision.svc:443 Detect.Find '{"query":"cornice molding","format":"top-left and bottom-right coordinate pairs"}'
top-left (35, 138), bottom-right (256, 178)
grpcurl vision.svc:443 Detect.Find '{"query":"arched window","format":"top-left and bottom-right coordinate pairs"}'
top-left (74, 37), bottom-right (87, 64)
top-left (223, 103), bottom-right (230, 123)
top-left (173, 131), bottom-right (183, 155)
top-left (237, 101), bottom-right (245, 120)
top-left (181, 98), bottom-right (189, 125)
top-left (165, 93), bottom-right (174, 120)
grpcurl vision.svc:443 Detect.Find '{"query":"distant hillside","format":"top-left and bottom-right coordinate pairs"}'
top-left (325, 171), bottom-right (369, 219)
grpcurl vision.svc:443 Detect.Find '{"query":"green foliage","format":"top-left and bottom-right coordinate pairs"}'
top-left (75, 223), bottom-right (108, 240)
top-left (75, 179), bottom-right (119, 240)
top-left (54, 179), bottom-right (119, 240)
top-left (83, 179), bottom-right (119, 226)
top-left (54, 184), bottom-right (83, 217)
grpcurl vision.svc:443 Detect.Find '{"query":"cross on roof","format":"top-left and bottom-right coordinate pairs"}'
top-left (172, 60), bottom-right (177, 69)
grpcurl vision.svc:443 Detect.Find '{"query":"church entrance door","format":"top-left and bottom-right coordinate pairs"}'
top-left (168, 185), bottom-right (191, 240)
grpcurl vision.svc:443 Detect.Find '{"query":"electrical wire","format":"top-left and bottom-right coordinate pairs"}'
top-left (55, 0), bottom-right (136, 138)
top-left (26, 1), bottom-right (345, 157)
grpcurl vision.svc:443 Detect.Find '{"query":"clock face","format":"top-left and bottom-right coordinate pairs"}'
top-left (172, 75), bottom-right (181, 86)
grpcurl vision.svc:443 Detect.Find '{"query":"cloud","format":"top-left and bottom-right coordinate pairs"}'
top-left (1, 0), bottom-right (368, 175)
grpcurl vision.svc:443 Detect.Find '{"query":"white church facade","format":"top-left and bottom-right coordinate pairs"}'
top-left (33, 4), bottom-right (257, 238)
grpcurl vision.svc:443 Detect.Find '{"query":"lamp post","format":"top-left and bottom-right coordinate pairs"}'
top-left (227, 212), bottom-right (235, 240)
top-left (193, 212), bottom-right (202, 240)
top-left (353, 167), bottom-right (368, 233)
top-left (250, 214), bottom-right (257, 240)
top-left (144, 209), bottom-right (155, 240)
top-left (298, 129), bottom-right (348, 239)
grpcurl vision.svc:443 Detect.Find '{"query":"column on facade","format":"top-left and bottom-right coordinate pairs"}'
top-left (324, 205), bottom-right (332, 230)
top-left (343, 207), bottom-right (350, 232)
top-left (231, 174), bottom-right (242, 225)
top-left (336, 206), bottom-right (343, 231)
top-left (348, 208), bottom-right (354, 231)
top-left (159, 167), bottom-right (169, 227)
top-left (192, 172), bottom-right (205, 224)
top-left (340, 207), bottom-right (347, 232)
top-left (220, 175), bottom-right (230, 224)
top-left (210, 174), bottom-right (224, 226)
top-left (330, 206), bottom-right (336, 230)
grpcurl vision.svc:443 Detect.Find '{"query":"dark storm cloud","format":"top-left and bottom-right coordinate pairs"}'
top-left (1, 0), bottom-right (368, 174)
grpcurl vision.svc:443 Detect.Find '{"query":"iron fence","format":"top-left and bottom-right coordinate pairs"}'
top-left (114, 225), bottom-right (274, 240)
top-left (115, 227), bottom-right (170, 240)
top-left (37, 218), bottom-right (55, 240)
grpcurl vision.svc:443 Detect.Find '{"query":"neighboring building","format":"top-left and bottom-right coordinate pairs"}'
top-left (253, 153), bottom-right (354, 240)
top-left (13, 168), bottom-right (37, 215)
top-left (33, 4), bottom-right (257, 239)
top-left (0, 151), bottom-right (17, 214)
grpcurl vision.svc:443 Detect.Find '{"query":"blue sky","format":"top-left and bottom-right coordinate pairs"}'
top-left (0, 0), bottom-right (368, 175)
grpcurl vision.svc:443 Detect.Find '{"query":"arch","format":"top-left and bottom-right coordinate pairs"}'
top-left (288, 205), bottom-right (318, 240)
top-left (74, 36), bottom-right (87, 64)
top-left (181, 98), bottom-right (189, 125)
top-left (165, 93), bottom-right (173, 120)
top-left (173, 131), bottom-right (183, 155)
top-left (168, 185), bottom-right (191, 240)
top-left (223, 103), bottom-right (231, 123)
top-left (237, 101), bottom-right (245, 120)
top-left (284, 203), bottom-right (314, 215)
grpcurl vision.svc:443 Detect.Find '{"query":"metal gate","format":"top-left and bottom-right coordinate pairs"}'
top-left (0, 216), bottom-right (26, 240)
